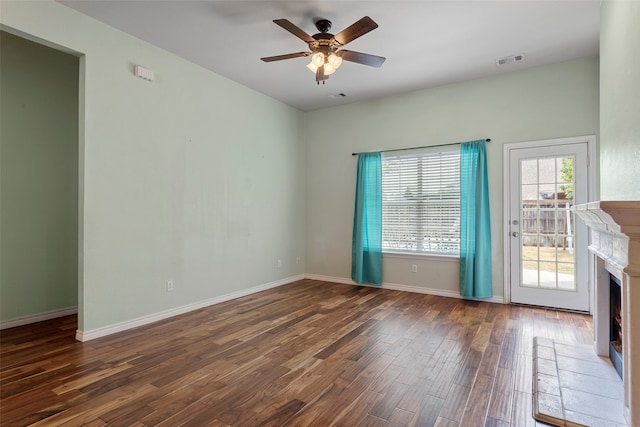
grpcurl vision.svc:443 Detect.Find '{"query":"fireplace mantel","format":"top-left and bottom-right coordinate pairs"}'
top-left (573, 201), bottom-right (640, 272)
top-left (573, 200), bottom-right (640, 426)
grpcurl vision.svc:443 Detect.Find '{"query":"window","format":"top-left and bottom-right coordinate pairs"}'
top-left (381, 151), bottom-right (460, 255)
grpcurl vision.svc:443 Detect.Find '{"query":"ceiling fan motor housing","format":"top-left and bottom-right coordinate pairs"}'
top-left (309, 37), bottom-right (341, 55)
top-left (311, 18), bottom-right (342, 54)
top-left (314, 19), bottom-right (332, 33)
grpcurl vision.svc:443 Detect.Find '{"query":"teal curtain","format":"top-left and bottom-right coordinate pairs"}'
top-left (352, 152), bottom-right (383, 285)
top-left (460, 140), bottom-right (492, 298)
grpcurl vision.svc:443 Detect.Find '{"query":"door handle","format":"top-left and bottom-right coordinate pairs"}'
top-left (512, 231), bottom-right (519, 237)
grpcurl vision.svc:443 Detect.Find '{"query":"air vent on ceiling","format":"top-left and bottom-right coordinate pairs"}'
top-left (496, 54), bottom-right (525, 66)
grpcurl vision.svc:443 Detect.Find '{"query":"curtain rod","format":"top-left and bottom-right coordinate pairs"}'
top-left (351, 138), bottom-right (491, 156)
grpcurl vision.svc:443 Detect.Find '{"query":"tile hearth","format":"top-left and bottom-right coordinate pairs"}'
top-left (533, 337), bottom-right (625, 427)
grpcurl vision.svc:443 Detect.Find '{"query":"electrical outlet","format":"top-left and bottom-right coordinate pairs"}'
top-left (167, 280), bottom-right (174, 292)
top-left (411, 264), bottom-right (418, 273)
top-left (296, 257), bottom-right (300, 265)
top-left (277, 259), bottom-right (282, 268)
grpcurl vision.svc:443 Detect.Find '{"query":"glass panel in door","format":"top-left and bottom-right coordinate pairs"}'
top-left (519, 156), bottom-right (576, 291)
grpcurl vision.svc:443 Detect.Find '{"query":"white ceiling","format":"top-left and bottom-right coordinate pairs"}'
top-left (58, 0), bottom-right (600, 112)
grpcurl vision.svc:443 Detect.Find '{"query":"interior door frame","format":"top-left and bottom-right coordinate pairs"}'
top-left (502, 135), bottom-right (597, 312)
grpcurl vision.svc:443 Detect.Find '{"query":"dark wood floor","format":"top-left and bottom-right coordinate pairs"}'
top-left (0, 279), bottom-right (593, 427)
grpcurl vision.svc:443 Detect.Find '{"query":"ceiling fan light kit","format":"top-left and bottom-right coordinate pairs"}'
top-left (306, 52), bottom-right (342, 77)
top-left (261, 16), bottom-right (385, 85)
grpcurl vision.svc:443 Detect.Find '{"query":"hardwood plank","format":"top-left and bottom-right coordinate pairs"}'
top-left (339, 342), bottom-right (394, 383)
top-left (309, 375), bottom-right (372, 424)
top-left (140, 373), bottom-right (227, 425)
top-left (511, 391), bottom-right (537, 427)
top-left (438, 383), bottom-right (471, 423)
top-left (424, 360), bottom-right (463, 399)
top-left (236, 398), bottom-right (305, 427)
top-left (330, 389), bottom-right (383, 427)
top-left (477, 343), bottom-right (501, 378)
top-left (368, 381), bottom-right (409, 420)
top-left (455, 349), bottom-right (482, 387)
top-left (357, 414), bottom-right (387, 427)
top-left (414, 394), bottom-right (445, 427)
top-left (29, 383), bottom-right (157, 426)
top-left (485, 417), bottom-right (510, 427)
top-left (397, 378), bottom-right (431, 412)
top-left (487, 367), bottom-right (515, 423)
top-left (387, 407), bottom-right (416, 425)
top-left (513, 354), bottom-right (533, 394)
top-left (282, 376), bottom-right (360, 426)
top-left (435, 416), bottom-right (460, 427)
top-left (460, 374), bottom-right (494, 426)
top-left (313, 319), bottom-right (378, 360)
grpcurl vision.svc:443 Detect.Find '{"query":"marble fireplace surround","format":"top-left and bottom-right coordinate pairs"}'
top-left (573, 201), bottom-right (640, 426)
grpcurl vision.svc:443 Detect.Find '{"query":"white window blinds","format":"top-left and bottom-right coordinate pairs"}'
top-left (381, 151), bottom-right (461, 255)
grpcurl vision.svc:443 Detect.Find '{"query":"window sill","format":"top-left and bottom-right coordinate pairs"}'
top-left (382, 251), bottom-right (460, 263)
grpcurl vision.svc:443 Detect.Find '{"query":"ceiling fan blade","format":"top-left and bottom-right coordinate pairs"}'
top-left (334, 16), bottom-right (379, 46)
top-left (273, 19), bottom-right (315, 43)
top-left (261, 52), bottom-right (311, 62)
top-left (337, 50), bottom-right (386, 67)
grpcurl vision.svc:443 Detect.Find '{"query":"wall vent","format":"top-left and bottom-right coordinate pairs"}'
top-left (496, 54), bottom-right (525, 66)
top-left (134, 65), bottom-right (154, 81)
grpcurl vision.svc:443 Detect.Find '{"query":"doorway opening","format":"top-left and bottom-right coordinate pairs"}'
top-left (0, 30), bottom-right (82, 332)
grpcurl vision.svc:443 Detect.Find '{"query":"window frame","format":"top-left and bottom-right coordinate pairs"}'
top-left (381, 149), bottom-right (461, 258)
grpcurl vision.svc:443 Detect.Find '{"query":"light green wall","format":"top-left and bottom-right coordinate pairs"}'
top-left (600, 0), bottom-right (640, 200)
top-left (0, 0), bottom-right (601, 332)
top-left (304, 58), bottom-right (599, 297)
top-left (0, 31), bottom-right (79, 322)
top-left (1, 0), bottom-right (305, 332)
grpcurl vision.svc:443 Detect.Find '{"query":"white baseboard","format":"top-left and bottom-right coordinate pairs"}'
top-left (20, 272), bottom-right (501, 341)
top-left (304, 273), bottom-right (504, 304)
top-left (75, 274), bottom-right (305, 342)
top-left (0, 306), bottom-right (78, 330)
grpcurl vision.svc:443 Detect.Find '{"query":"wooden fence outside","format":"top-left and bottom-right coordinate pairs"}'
top-left (521, 200), bottom-right (573, 248)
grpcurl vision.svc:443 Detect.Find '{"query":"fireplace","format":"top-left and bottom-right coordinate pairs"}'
top-left (573, 201), bottom-right (640, 427)
top-left (610, 273), bottom-right (622, 378)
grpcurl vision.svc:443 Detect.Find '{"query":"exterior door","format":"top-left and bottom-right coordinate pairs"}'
top-left (507, 141), bottom-right (589, 311)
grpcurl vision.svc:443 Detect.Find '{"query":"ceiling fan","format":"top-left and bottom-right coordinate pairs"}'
top-left (261, 16), bottom-right (386, 84)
